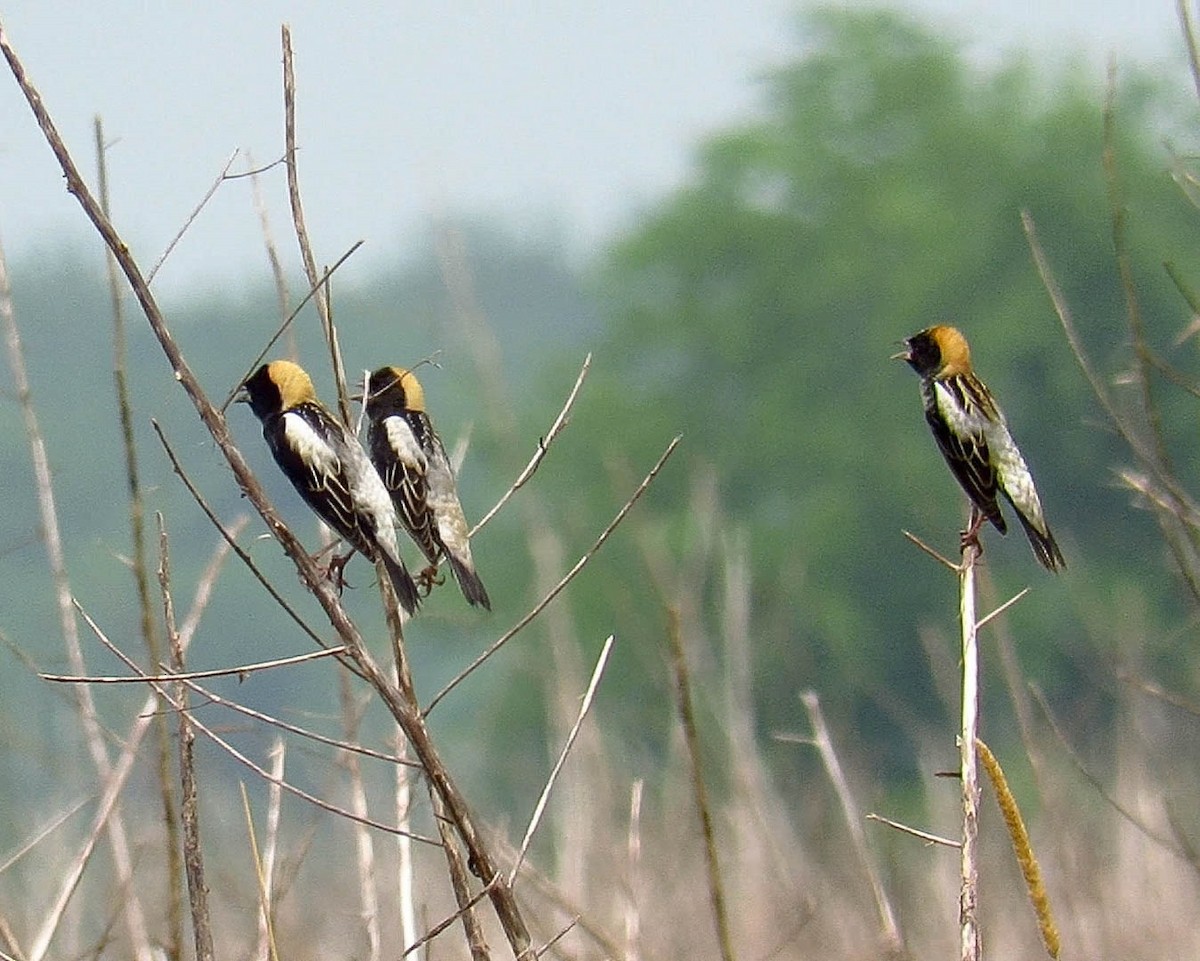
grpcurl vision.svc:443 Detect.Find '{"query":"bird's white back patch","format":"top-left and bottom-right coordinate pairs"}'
top-left (283, 412), bottom-right (340, 476)
top-left (934, 381), bottom-right (989, 438)
top-left (385, 416), bottom-right (428, 472)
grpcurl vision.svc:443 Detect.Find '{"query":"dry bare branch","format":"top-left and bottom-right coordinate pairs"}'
top-left (429, 787), bottom-right (492, 961)
top-left (395, 734), bottom-right (422, 960)
top-left (427, 435), bottom-right (681, 715)
top-left (511, 635), bottom-right (614, 885)
top-left (242, 782), bottom-right (279, 961)
top-left (77, 601), bottom-right (439, 845)
top-left (220, 239), bottom-right (365, 412)
top-left (340, 673), bottom-right (382, 961)
top-left (159, 518), bottom-right (215, 961)
top-left (0, 797), bottom-right (90, 875)
top-left (902, 530), bottom-right (959, 571)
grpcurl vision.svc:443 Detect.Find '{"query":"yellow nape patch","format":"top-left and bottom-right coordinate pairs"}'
top-left (929, 325), bottom-right (973, 376)
top-left (267, 360), bottom-right (318, 409)
top-left (378, 365), bottom-right (426, 413)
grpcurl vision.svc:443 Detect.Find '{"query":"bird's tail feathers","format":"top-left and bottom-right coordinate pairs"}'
top-left (447, 553), bottom-right (491, 610)
top-left (1013, 510), bottom-right (1066, 572)
top-left (380, 552), bottom-right (421, 614)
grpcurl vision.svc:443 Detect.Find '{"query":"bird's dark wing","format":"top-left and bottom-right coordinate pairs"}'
top-left (924, 381), bottom-right (1006, 533)
top-left (368, 412), bottom-right (441, 565)
top-left (265, 405), bottom-right (375, 556)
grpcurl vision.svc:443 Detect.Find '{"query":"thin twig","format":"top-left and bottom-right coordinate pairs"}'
top-left (533, 919), bottom-right (579, 959)
top-left (220, 240), bottom-right (365, 412)
top-left (395, 734), bottom-right (422, 961)
top-left (1103, 62), bottom-right (1172, 475)
top-left (146, 149), bottom-right (240, 284)
top-left (975, 587), bottom-right (1031, 631)
top-left (427, 436), bottom-right (681, 715)
top-left (25, 529), bottom-right (236, 961)
top-left (181, 678), bottom-right (420, 767)
top-left (1030, 684), bottom-right (1197, 868)
top-left (402, 877), bottom-right (499, 959)
top-left (247, 149), bottom-right (292, 328)
top-left (902, 530), bottom-right (959, 571)
top-left (281, 25), bottom-right (350, 422)
top-left (0, 797), bottom-right (90, 874)
top-left (667, 607), bottom-right (736, 961)
top-left (510, 635), bottom-right (614, 884)
top-left (866, 813), bottom-right (961, 848)
top-left (41, 644), bottom-right (347, 684)
top-left (470, 353), bottom-right (591, 537)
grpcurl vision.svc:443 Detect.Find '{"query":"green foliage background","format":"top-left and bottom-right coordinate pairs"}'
top-left (2, 8), bottom-right (1199, 821)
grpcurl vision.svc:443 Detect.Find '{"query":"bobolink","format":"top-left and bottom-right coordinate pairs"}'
top-left (894, 325), bottom-right (1065, 571)
top-left (363, 366), bottom-right (492, 609)
top-left (238, 360), bottom-right (422, 613)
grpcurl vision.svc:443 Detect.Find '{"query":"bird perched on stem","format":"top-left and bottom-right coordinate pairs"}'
top-left (893, 325), bottom-right (1065, 571)
top-left (238, 360), bottom-right (421, 613)
top-left (363, 365), bottom-right (492, 609)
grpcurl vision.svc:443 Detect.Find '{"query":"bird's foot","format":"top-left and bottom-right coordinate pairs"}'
top-left (325, 551), bottom-right (355, 594)
top-left (417, 564), bottom-right (445, 597)
top-left (959, 508), bottom-right (985, 560)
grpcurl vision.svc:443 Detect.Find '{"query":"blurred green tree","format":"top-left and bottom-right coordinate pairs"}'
top-left (547, 7), bottom-right (1200, 773)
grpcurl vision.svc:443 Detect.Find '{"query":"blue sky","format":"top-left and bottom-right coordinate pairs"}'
top-left (0, 2), bottom-right (1187, 296)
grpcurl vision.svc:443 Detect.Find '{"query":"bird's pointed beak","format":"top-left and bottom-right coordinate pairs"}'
top-left (234, 387), bottom-right (250, 404)
top-left (349, 391), bottom-right (364, 404)
top-left (890, 342), bottom-right (912, 362)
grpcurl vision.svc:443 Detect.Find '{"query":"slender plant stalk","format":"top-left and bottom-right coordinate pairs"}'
top-left (429, 786), bottom-right (492, 961)
top-left (158, 518), bottom-right (215, 961)
top-left (958, 545), bottom-right (981, 961)
top-left (800, 691), bottom-right (904, 956)
top-left (254, 740), bottom-right (285, 961)
top-left (0, 225), bottom-right (152, 961)
top-left (624, 779), bottom-right (644, 961)
top-left (93, 118), bottom-right (183, 961)
top-left (666, 606), bottom-right (736, 961)
top-left (394, 734), bottom-right (421, 961)
top-left (340, 674), bottom-right (381, 961)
